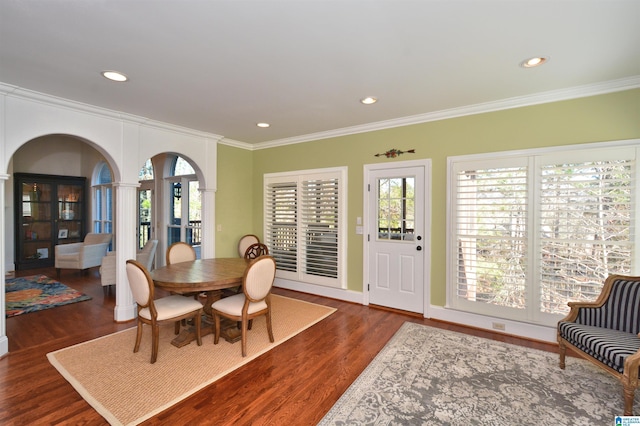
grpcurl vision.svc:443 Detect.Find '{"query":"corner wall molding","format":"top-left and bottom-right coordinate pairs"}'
top-left (218, 137), bottom-right (254, 150)
top-left (3, 76), bottom-right (638, 152)
top-left (252, 76), bottom-right (640, 151)
top-left (0, 82), bottom-right (224, 142)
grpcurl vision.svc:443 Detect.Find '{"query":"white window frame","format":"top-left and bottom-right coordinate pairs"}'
top-left (92, 162), bottom-right (113, 239)
top-left (264, 167), bottom-right (347, 289)
top-left (165, 156), bottom-right (201, 255)
top-left (446, 139), bottom-right (640, 327)
top-left (166, 175), bottom-right (200, 246)
top-left (138, 158), bottom-right (155, 250)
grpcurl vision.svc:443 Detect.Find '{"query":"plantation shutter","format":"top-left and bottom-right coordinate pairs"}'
top-left (454, 163), bottom-right (529, 311)
top-left (264, 167), bottom-right (346, 289)
top-left (265, 181), bottom-right (298, 273)
top-left (538, 155), bottom-right (635, 315)
top-left (301, 177), bottom-right (339, 281)
top-left (449, 143), bottom-right (638, 327)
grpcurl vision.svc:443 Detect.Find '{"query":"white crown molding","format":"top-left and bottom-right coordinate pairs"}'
top-left (0, 82), bottom-right (224, 141)
top-left (254, 76), bottom-right (640, 151)
top-left (218, 137), bottom-right (255, 150)
top-left (0, 82), bottom-right (18, 96)
top-left (3, 76), bottom-right (638, 151)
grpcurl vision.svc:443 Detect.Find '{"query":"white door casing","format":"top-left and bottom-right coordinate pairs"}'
top-left (364, 159), bottom-right (431, 314)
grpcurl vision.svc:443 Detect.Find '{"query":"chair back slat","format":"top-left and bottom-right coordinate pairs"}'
top-left (578, 277), bottom-right (640, 334)
top-left (244, 243), bottom-right (269, 259)
top-left (243, 256), bottom-right (276, 301)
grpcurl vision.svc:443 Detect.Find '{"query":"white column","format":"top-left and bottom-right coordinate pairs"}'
top-left (0, 174), bottom-right (9, 356)
top-left (200, 188), bottom-right (216, 259)
top-left (113, 182), bottom-right (139, 322)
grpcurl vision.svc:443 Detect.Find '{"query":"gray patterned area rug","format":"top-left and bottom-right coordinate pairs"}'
top-left (319, 321), bottom-right (638, 425)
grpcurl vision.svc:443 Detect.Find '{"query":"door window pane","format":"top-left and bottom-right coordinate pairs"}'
top-left (377, 177), bottom-right (415, 241)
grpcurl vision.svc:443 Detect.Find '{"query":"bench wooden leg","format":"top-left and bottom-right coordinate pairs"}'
top-left (623, 382), bottom-right (634, 416)
top-left (558, 339), bottom-right (566, 370)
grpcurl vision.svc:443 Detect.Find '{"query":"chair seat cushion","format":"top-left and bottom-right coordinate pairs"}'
top-left (211, 293), bottom-right (267, 316)
top-left (139, 295), bottom-right (203, 321)
top-left (558, 322), bottom-right (640, 374)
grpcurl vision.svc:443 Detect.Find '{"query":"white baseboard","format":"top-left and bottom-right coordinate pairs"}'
top-left (427, 305), bottom-right (557, 343)
top-left (274, 278), bottom-right (364, 304)
top-left (114, 303), bottom-right (137, 322)
top-left (274, 279), bottom-right (557, 344)
top-left (0, 335), bottom-right (8, 358)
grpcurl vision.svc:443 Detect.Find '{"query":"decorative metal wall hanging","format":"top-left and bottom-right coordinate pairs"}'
top-left (374, 148), bottom-right (415, 158)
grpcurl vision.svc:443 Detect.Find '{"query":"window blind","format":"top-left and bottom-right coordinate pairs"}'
top-left (264, 167), bottom-right (346, 289)
top-left (448, 143), bottom-right (638, 327)
top-left (265, 181), bottom-right (298, 273)
top-left (301, 178), bottom-right (339, 279)
top-left (455, 166), bottom-right (528, 309)
top-left (538, 159), bottom-right (634, 314)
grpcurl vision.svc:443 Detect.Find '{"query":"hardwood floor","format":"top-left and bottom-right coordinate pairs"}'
top-left (0, 267), bottom-right (563, 425)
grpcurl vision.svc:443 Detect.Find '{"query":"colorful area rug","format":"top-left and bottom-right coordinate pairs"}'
top-left (319, 321), bottom-right (639, 425)
top-left (47, 295), bottom-right (336, 426)
top-left (5, 274), bottom-right (92, 318)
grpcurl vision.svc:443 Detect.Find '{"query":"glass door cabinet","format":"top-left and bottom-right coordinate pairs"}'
top-left (14, 173), bottom-right (86, 270)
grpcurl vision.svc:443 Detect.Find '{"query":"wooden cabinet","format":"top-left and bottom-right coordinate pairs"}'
top-left (14, 173), bottom-right (87, 270)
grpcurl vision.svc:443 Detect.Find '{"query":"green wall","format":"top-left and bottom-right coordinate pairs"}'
top-left (217, 89), bottom-right (640, 305)
top-left (214, 144), bottom-right (254, 257)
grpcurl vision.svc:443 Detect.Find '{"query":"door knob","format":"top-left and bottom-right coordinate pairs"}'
top-left (417, 235), bottom-right (422, 241)
top-left (416, 246), bottom-right (422, 251)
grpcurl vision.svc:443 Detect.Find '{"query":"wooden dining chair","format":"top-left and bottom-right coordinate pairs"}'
top-left (126, 259), bottom-right (203, 363)
top-left (166, 242), bottom-right (200, 301)
top-left (229, 242), bottom-right (271, 329)
top-left (166, 241), bottom-right (196, 265)
top-left (212, 256), bottom-right (276, 357)
top-left (224, 237), bottom-right (265, 299)
top-left (237, 234), bottom-right (260, 258)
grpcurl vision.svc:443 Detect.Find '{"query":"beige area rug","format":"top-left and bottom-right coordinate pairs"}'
top-left (47, 295), bottom-right (336, 426)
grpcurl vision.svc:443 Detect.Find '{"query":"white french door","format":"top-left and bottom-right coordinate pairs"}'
top-left (137, 182), bottom-right (154, 250)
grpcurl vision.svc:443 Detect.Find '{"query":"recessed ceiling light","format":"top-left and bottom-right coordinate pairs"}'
top-left (520, 56), bottom-right (549, 68)
top-left (101, 70), bottom-right (128, 82)
top-left (257, 122), bottom-right (270, 128)
top-left (360, 97), bottom-right (378, 105)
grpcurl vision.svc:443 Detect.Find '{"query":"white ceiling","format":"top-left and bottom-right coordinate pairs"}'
top-left (1, 0), bottom-right (639, 147)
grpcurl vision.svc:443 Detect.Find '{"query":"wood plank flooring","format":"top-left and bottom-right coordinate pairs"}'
top-left (0, 267), bottom-right (563, 425)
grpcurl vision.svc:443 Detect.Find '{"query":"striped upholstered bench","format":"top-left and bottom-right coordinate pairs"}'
top-left (557, 274), bottom-right (640, 416)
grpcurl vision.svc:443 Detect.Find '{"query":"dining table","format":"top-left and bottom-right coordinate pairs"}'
top-left (150, 257), bottom-right (250, 347)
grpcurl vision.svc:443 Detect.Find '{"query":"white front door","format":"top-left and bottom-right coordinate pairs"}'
top-left (366, 161), bottom-right (429, 314)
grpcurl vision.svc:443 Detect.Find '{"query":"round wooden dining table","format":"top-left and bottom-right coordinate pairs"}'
top-left (150, 257), bottom-right (250, 347)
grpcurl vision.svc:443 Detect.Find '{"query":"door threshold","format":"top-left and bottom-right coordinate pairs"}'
top-left (369, 303), bottom-right (422, 318)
